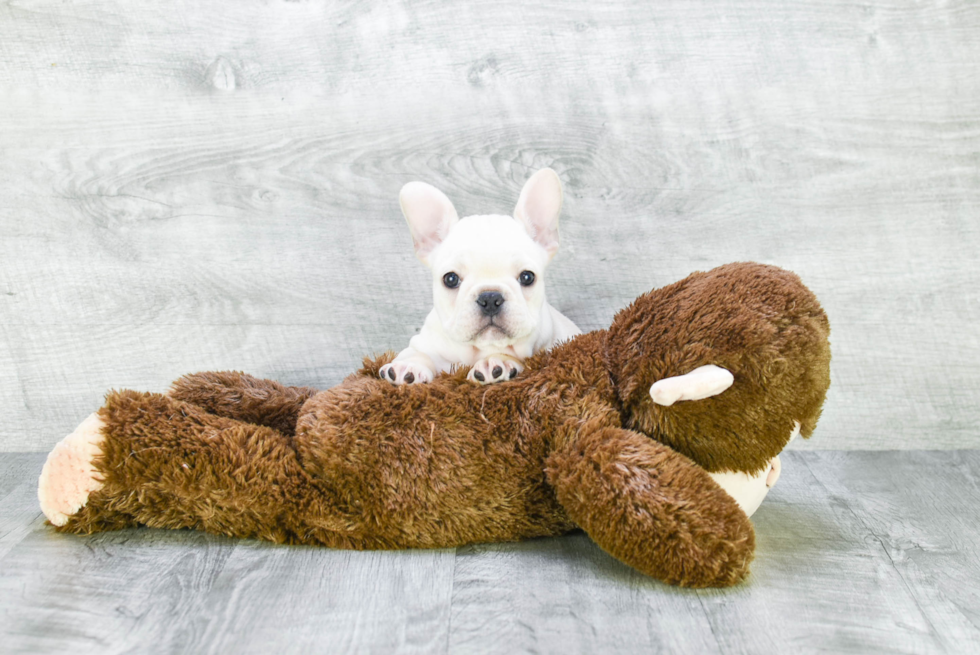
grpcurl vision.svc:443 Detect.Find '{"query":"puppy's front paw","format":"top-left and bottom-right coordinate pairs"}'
top-left (379, 361), bottom-right (434, 385)
top-left (468, 355), bottom-right (523, 385)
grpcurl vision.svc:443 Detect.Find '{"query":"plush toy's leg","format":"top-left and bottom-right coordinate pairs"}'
top-left (38, 412), bottom-right (106, 527)
top-left (168, 371), bottom-right (319, 435)
top-left (547, 426), bottom-right (755, 588)
top-left (38, 390), bottom-right (338, 543)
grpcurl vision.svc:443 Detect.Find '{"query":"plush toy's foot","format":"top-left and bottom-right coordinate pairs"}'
top-left (38, 412), bottom-right (105, 526)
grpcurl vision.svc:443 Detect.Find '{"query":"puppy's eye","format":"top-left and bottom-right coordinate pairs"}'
top-left (443, 272), bottom-right (460, 289)
top-left (518, 270), bottom-right (536, 287)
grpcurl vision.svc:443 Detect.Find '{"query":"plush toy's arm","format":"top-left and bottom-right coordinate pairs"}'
top-left (546, 425), bottom-right (755, 588)
top-left (168, 371), bottom-right (319, 435)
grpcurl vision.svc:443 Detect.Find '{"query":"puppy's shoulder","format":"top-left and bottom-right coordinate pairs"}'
top-left (546, 304), bottom-right (582, 344)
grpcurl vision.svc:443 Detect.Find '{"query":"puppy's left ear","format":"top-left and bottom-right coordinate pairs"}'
top-left (514, 168), bottom-right (563, 259)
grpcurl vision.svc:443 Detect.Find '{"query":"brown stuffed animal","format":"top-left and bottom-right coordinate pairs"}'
top-left (38, 262), bottom-right (830, 588)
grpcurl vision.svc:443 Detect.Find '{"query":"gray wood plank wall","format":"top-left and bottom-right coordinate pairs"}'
top-left (1, 0), bottom-right (978, 451)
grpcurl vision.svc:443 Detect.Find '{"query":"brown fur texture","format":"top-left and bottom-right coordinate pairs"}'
top-left (51, 263), bottom-right (831, 588)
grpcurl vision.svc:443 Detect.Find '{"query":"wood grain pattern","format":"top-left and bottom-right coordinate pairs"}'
top-left (185, 544), bottom-right (455, 654)
top-left (1, 0), bottom-right (979, 450)
top-left (0, 454), bottom-right (47, 561)
top-left (2, 451), bottom-right (979, 653)
top-left (448, 537), bottom-right (721, 653)
top-left (802, 451), bottom-right (980, 653)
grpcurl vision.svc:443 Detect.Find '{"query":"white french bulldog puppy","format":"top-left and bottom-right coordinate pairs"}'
top-left (380, 168), bottom-right (581, 386)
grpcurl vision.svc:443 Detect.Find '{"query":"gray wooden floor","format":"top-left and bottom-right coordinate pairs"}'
top-left (1, 451), bottom-right (978, 654)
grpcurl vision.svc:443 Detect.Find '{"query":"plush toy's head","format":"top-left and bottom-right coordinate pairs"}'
top-left (604, 263), bottom-right (831, 474)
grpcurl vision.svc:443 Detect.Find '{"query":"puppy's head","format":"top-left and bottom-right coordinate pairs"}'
top-left (399, 169), bottom-right (564, 349)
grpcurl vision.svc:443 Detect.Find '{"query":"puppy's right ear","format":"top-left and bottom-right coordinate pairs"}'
top-left (513, 168), bottom-right (563, 260)
top-left (399, 182), bottom-right (460, 265)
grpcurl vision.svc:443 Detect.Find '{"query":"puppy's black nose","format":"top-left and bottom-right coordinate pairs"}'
top-left (476, 291), bottom-right (505, 316)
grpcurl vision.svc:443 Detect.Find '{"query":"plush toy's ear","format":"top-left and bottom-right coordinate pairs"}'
top-left (399, 181), bottom-right (460, 265)
top-left (513, 168), bottom-right (563, 259)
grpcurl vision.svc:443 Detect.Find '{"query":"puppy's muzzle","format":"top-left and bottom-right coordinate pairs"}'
top-left (476, 291), bottom-right (505, 317)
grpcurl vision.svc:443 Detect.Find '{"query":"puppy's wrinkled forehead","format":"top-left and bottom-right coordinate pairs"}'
top-left (429, 215), bottom-right (549, 275)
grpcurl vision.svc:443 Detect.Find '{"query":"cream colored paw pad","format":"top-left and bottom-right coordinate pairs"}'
top-left (38, 412), bottom-right (106, 526)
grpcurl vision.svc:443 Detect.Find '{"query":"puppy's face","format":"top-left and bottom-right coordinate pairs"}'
top-left (399, 168), bottom-right (564, 348)
top-left (427, 215), bottom-right (550, 348)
